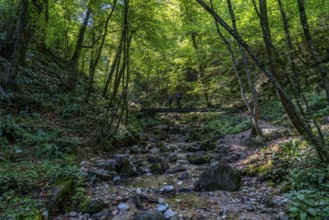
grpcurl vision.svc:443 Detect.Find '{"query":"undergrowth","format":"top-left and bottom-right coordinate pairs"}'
top-left (185, 112), bottom-right (251, 141)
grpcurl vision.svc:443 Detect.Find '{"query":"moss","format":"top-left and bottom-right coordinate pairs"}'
top-left (48, 177), bottom-right (73, 215)
top-left (78, 198), bottom-right (106, 214)
top-left (150, 163), bottom-right (163, 174)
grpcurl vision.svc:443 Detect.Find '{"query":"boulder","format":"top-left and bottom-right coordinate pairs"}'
top-left (116, 157), bottom-right (133, 178)
top-left (79, 198), bottom-right (106, 214)
top-left (48, 178), bottom-right (73, 214)
top-left (150, 163), bottom-right (163, 174)
top-left (90, 210), bottom-right (111, 220)
top-left (160, 159), bottom-right (170, 172)
top-left (168, 154), bottom-right (177, 163)
top-left (187, 151), bottom-right (208, 165)
top-left (198, 160), bottom-right (241, 191)
top-left (200, 141), bottom-right (217, 151)
top-left (133, 211), bottom-right (165, 220)
top-left (148, 156), bottom-right (162, 164)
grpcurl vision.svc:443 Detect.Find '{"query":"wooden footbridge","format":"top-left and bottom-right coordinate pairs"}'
top-left (140, 108), bottom-right (221, 113)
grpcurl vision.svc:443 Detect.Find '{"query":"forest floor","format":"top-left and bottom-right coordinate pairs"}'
top-left (54, 112), bottom-right (291, 220)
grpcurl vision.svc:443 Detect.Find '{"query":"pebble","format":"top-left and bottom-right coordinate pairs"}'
top-left (157, 203), bottom-right (169, 212)
top-left (164, 209), bottom-right (177, 219)
top-left (208, 192), bottom-right (215, 196)
top-left (164, 185), bottom-right (174, 191)
top-left (118, 203), bottom-right (130, 211)
top-left (68, 211), bottom-right (78, 217)
top-left (136, 188), bottom-right (142, 194)
top-left (158, 198), bottom-right (166, 204)
top-left (113, 176), bottom-right (121, 182)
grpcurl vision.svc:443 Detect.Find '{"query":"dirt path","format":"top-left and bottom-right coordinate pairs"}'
top-left (55, 113), bottom-right (290, 220)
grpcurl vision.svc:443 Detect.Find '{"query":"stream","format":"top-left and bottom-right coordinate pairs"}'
top-left (54, 113), bottom-right (289, 220)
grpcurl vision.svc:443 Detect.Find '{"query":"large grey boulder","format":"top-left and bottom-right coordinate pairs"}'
top-left (198, 160), bottom-right (241, 191)
top-left (133, 211), bottom-right (165, 220)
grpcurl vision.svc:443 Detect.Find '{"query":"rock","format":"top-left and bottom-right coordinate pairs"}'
top-left (164, 209), bottom-right (177, 219)
top-left (187, 152), bottom-right (208, 165)
top-left (160, 159), bottom-right (170, 172)
top-left (157, 203), bottom-right (169, 212)
top-left (133, 211), bottom-right (165, 220)
top-left (160, 185), bottom-right (177, 197)
top-left (136, 188), bottom-right (142, 194)
top-left (187, 146), bottom-right (199, 152)
top-left (79, 198), bottom-right (106, 214)
top-left (116, 158), bottom-right (133, 178)
top-left (167, 165), bottom-right (187, 173)
top-left (178, 188), bottom-right (193, 193)
top-left (130, 145), bottom-right (141, 154)
top-left (88, 170), bottom-right (115, 181)
top-left (198, 160), bottom-right (241, 191)
top-left (113, 175), bottom-right (121, 182)
top-left (150, 163), bottom-right (163, 174)
top-left (168, 154), bottom-right (177, 163)
top-left (68, 211), bottom-right (78, 217)
top-left (177, 172), bottom-right (190, 180)
top-left (118, 203), bottom-right (130, 212)
top-left (95, 160), bottom-right (117, 172)
top-left (158, 198), bottom-right (166, 204)
top-left (48, 177), bottom-right (73, 215)
top-left (200, 141), bottom-right (217, 151)
top-left (90, 210), bottom-right (111, 220)
top-left (148, 156), bottom-right (162, 164)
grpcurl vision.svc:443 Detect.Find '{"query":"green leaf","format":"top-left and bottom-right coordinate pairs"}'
top-left (304, 199), bottom-right (316, 207)
top-left (288, 207), bottom-right (300, 213)
top-left (297, 194), bottom-right (305, 200)
top-left (300, 212), bottom-right (307, 220)
top-left (307, 208), bottom-right (317, 216)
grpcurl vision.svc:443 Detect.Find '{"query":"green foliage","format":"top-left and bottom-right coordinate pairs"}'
top-left (187, 112), bottom-right (251, 141)
top-left (284, 190), bottom-right (329, 220)
top-left (259, 98), bottom-right (290, 126)
top-left (0, 157), bottom-right (84, 219)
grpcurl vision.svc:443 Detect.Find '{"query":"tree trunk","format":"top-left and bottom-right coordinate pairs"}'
top-left (85, 0), bottom-right (118, 103)
top-left (226, 0), bottom-right (261, 136)
top-left (67, 6), bottom-right (92, 91)
top-left (297, 0), bottom-right (329, 101)
top-left (6, 0), bottom-right (29, 88)
top-left (196, 0), bottom-right (329, 161)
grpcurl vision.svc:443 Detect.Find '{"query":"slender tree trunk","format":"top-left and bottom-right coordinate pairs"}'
top-left (6, 0), bottom-right (29, 88)
top-left (277, 0), bottom-right (325, 143)
top-left (196, 0), bottom-right (329, 161)
top-left (297, 0), bottom-right (329, 101)
top-left (68, 6), bottom-right (92, 90)
top-left (85, 0), bottom-right (118, 103)
top-left (226, 0), bottom-right (261, 136)
top-left (102, 36), bottom-right (123, 97)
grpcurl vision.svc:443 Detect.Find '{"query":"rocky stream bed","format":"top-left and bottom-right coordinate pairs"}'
top-left (54, 114), bottom-right (289, 220)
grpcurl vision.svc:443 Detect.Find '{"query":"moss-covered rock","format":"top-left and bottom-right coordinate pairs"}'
top-left (150, 163), bottom-right (163, 175)
top-left (48, 178), bottom-right (73, 214)
top-left (187, 152), bottom-right (208, 165)
top-left (198, 160), bottom-right (241, 191)
top-left (200, 141), bottom-right (217, 151)
top-left (117, 158), bottom-right (133, 178)
top-left (79, 198), bottom-right (106, 214)
top-left (133, 211), bottom-right (165, 220)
